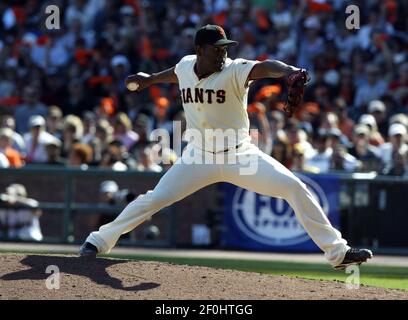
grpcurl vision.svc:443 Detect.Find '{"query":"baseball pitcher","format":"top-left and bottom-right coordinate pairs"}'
top-left (80, 25), bottom-right (372, 270)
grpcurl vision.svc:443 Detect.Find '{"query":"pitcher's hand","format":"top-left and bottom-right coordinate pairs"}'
top-left (125, 72), bottom-right (151, 91)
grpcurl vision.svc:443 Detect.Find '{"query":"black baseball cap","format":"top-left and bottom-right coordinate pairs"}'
top-left (194, 25), bottom-right (238, 46)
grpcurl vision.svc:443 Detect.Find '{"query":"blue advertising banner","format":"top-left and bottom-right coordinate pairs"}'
top-left (221, 173), bottom-right (341, 252)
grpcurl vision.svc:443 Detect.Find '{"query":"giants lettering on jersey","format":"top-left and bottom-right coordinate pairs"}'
top-left (181, 88), bottom-right (226, 104)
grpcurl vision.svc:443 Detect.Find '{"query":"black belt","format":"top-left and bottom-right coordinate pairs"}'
top-left (208, 143), bottom-right (243, 154)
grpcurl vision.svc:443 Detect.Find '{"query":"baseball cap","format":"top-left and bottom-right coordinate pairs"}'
top-left (327, 127), bottom-right (342, 138)
top-left (49, 105), bottom-right (63, 118)
top-left (388, 123), bottom-right (407, 136)
top-left (111, 55), bottom-right (129, 68)
top-left (6, 184), bottom-right (27, 198)
top-left (29, 115), bottom-right (46, 128)
top-left (100, 180), bottom-right (119, 194)
top-left (368, 100), bottom-right (386, 113)
top-left (0, 128), bottom-right (14, 139)
top-left (194, 25), bottom-right (238, 46)
top-left (354, 124), bottom-right (370, 136)
top-left (358, 114), bottom-right (377, 128)
top-left (46, 138), bottom-right (62, 148)
top-left (389, 113), bottom-right (408, 127)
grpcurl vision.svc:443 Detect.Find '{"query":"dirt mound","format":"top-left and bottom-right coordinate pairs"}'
top-left (0, 253), bottom-right (406, 300)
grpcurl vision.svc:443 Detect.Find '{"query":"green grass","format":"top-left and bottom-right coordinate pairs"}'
top-left (102, 253), bottom-right (408, 291)
top-left (1, 248), bottom-right (408, 291)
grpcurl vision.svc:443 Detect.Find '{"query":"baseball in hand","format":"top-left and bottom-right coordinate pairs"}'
top-left (126, 72), bottom-right (150, 91)
top-left (127, 82), bottom-right (139, 91)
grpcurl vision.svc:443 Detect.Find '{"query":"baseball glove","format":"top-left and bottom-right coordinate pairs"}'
top-left (283, 69), bottom-right (309, 117)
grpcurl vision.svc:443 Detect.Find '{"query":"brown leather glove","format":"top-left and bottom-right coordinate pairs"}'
top-left (283, 69), bottom-right (310, 117)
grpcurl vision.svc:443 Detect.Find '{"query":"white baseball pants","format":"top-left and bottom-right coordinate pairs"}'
top-left (86, 143), bottom-right (349, 266)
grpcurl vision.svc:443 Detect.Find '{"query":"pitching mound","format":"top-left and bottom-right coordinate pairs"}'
top-left (0, 253), bottom-right (407, 300)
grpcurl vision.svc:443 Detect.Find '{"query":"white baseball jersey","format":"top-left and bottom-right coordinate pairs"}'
top-left (174, 55), bottom-right (258, 153)
top-left (86, 55), bottom-right (351, 268)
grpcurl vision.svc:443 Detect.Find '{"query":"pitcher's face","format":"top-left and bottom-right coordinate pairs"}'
top-left (198, 44), bottom-right (228, 73)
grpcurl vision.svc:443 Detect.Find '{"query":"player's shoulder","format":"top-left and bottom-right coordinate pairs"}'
top-left (175, 55), bottom-right (196, 74)
top-left (229, 57), bottom-right (253, 66)
top-left (232, 58), bottom-right (253, 65)
top-left (178, 55), bottom-right (197, 65)
top-left (224, 58), bottom-right (257, 71)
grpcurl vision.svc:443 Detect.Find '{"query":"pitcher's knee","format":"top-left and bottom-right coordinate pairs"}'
top-left (143, 190), bottom-right (174, 211)
top-left (284, 176), bottom-right (308, 199)
top-left (152, 194), bottom-right (174, 209)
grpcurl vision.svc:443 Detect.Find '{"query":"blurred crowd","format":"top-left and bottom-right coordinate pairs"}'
top-left (0, 0), bottom-right (407, 176)
top-left (0, 183), bottom-right (43, 241)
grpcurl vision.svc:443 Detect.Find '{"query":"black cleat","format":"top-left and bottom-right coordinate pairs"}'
top-left (334, 248), bottom-right (373, 270)
top-left (79, 242), bottom-right (98, 258)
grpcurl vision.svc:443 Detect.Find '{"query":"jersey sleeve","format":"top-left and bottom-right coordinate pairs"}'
top-left (174, 55), bottom-right (195, 80)
top-left (231, 58), bottom-right (259, 92)
top-left (174, 59), bottom-right (183, 79)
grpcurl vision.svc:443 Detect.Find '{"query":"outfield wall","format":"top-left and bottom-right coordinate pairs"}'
top-left (0, 167), bottom-right (407, 253)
